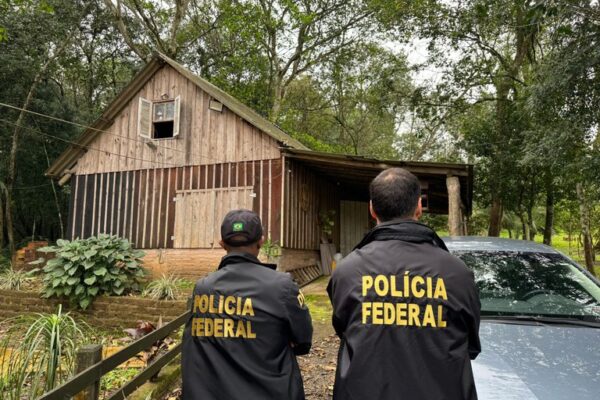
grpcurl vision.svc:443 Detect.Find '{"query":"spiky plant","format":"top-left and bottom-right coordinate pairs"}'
top-left (142, 274), bottom-right (184, 300)
top-left (0, 305), bottom-right (86, 399)
top-left (0, 267), bottom-right (35, 290)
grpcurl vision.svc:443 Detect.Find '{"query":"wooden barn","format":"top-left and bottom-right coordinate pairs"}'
top-left (46, 53), bottom-right (473, 281)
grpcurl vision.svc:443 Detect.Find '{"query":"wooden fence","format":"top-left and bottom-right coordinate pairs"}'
top-left (38, 311), bottom-right (190, 400)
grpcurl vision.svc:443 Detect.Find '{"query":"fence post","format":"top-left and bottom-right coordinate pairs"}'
top-left (74, 344), bottom-right (102, 400)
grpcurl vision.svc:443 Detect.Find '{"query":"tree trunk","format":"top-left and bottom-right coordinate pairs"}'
top-left (543, 179), bottom-right (554, 245)
top-left (269, 79), bottom-right (285, 122)
top-left (446, 176), bottom-right (463, 236)
top-left (488, 197), bottom-right (503, 236)
top-left (576, 183), bottom-right (595, 274)
top-left (519, 212), bottom-right (529, 241)
top-left (527, 206), bottom-right (536, 241)
top-left (0, 184), bottom-right (5, 249)
top-left (44, 142), bottom-right (64, 238)
top-left (5, 40), bottom-right (70, 256)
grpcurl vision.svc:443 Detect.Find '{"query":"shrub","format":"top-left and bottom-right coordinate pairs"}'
top-left (0, 267), bottom-right (35, 290)
top-left (0, 305), bottom-right (86, 400)
top-left (37, 235), bottom-right (146, 309)
top-left (260, 238), bottom-right (281, 263)
top-left (143, 274), bottom-right (184, 300)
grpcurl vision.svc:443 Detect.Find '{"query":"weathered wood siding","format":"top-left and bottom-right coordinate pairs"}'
top-left (283, 159), bottom-right (340, 250)
top-left (67, 159), bottom-right (283, 248)
top-left (74, 65), bottom-right (280, 175)
top-left (340, 200), bottom-right (370, 255)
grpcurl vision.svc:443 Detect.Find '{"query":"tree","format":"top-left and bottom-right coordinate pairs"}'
top-left (278, 43), bottom-right (413, 158)
top-left (373, 0), bottom-right (560, 235)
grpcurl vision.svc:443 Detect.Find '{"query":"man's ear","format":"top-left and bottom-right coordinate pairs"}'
top-left (219, 239), bottom-right (226, 250)
top-left (369, 201), bottom-right (379, 223)
top-left (257, 236), bottom-right (265, 249)
top-left (414, 197), bottom-right (423, 220)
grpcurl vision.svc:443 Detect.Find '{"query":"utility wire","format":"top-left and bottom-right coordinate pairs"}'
top-left (0, 118), bottom-right (180, 168)
top-left (0, 101), bottom-right (188, 155)
top-left (0, 101), bottom-right (250, 165)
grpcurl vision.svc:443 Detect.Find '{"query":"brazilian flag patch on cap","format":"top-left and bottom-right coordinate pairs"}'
top-left (233, 222), bottom-right (244, 232)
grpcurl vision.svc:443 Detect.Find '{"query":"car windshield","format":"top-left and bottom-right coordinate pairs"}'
top-left (454, 251), bottom-right (600, 322)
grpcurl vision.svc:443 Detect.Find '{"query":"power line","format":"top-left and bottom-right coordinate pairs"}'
top-left (0, 118), bottom-right (180, 168)
top-left (0, 101), bottom-right (243, 165)
top-left (0, 101), bottom-right (188, 155)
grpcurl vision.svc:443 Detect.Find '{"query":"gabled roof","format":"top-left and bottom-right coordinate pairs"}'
top-left (46, 52), bottom-right (307, 178)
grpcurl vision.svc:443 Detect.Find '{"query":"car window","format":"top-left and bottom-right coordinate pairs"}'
top-left (454, 251), bottom-right (600, 321)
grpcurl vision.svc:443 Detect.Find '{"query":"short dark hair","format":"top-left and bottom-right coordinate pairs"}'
top-left (369, 168), bottom-right (421, 221)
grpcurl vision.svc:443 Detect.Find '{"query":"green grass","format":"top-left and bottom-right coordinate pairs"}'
top-left (305, 294), bottom-right (332, 323)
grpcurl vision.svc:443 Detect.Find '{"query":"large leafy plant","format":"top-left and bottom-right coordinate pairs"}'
top-left (36, 235), bottom-right (146, 309)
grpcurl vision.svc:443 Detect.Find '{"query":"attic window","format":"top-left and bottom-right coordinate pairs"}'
top-left (138, 96), bottom-right (180, 139)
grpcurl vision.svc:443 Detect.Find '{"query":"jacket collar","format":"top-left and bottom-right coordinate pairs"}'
top-left (217, 252), bottom-right (277, 270)
top-left (354, 219), bottom-right (449, 252)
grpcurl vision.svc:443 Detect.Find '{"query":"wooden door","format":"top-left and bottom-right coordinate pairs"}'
top-left (173, 186), bottom-right (254, 248)
top-left (340, 200), bottom-right (370, 256)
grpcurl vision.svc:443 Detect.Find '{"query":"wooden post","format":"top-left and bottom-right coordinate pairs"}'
top-left (576, 183), bottom-right (595, 275)
top-left (446, 176), bottom-right (463, 236)
top-left (74, 344), bottom-right (102, 400)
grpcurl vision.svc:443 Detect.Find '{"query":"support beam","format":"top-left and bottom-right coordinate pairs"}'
top-left (446, 176), bottom-right (463, 236)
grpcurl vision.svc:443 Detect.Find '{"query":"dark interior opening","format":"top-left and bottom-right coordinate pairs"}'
top-left (153, 121), bottom-right (174, 139)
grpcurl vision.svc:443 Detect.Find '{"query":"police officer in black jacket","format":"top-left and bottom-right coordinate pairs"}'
top-left (182, 209), bottom-right (313, 400)
top-left (328, 168), bottom-right (481, 400)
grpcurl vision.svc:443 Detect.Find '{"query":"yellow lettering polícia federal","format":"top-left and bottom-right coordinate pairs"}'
top-left (437, 305), bottom-right (447, 327)
top-left (384, 303), bottom-right (395, 324)
top-left (390, 276), bottom-right (402, 297)
top-left (246, 321), bottom-right (256, 339)
top-left (362, 276), bottom-right (374, 296)
top-left (235, 320), bottom-right (247, 337)
top-left (422, 304), bottom-right (436, 327)
top-left (434, 278), bottom-right (448, 300)
top-left (242, 298), bottom-right (254, 316)
top-left (372, 302), bottom-right (384, 324)
top-left (224, 318), bottom-right (235, 337)
top-left (408, 304), bottom-right (421, 326)
top-left (224, 296), bottom-right (236, 315)
top-left (374, 275), bottom-right (389, 296)
top-left (396, 303), bottom-right (407, 326)
top-left (362, 302), bottom-right (372, 324)
top-left (411, 276), bottom-right (425, 298)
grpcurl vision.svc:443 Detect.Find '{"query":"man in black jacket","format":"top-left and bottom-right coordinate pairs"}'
top-left (327, 168), bottom-right (481, 400)
top-left (182, 209), bottom-right (313, 400)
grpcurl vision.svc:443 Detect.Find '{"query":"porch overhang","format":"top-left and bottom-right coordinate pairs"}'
top-left (282, 149), bottom-right (473, 215)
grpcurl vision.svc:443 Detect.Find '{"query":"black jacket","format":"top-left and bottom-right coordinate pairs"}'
top-left (327, 220), bottom-right (481, 400)
top-left (182, 252), bottom-right (313, 400)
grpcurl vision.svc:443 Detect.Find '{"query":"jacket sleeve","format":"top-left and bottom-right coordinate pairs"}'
top-left (464, 271), bottom-right (481, 360)
top-left (283, 276), bottom-right (313, 355)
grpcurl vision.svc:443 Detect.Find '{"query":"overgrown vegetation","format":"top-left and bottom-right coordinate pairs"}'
top-left (36, 235), bottom-right (146, 309)
top-left (0, 266), bottom-right (36, 290)
top-left (0, 305), bottom-right (86, 400)
top-left (143, 274), bottom-right (183, 301)
top-left (260, 238), bottom-right (282, 263)
top-left (0, 0), bottom-right (599, 275)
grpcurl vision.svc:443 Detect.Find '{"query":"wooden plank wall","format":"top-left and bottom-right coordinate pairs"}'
top-left (74, 64), bottom-right (281, 175)
top-left (67, 159), bottom-right (283, 248)
top-left (340, 200), bottom-right (370, 255)
top-left (283, 159), bottom-right (340, 250)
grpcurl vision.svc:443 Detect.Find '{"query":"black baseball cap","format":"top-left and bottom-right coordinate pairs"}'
top-left (221, 209), bottom-right (263, 246)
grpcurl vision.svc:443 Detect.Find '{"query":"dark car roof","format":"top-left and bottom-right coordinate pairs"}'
top-left (442, 236), bottom-right (559, 254)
